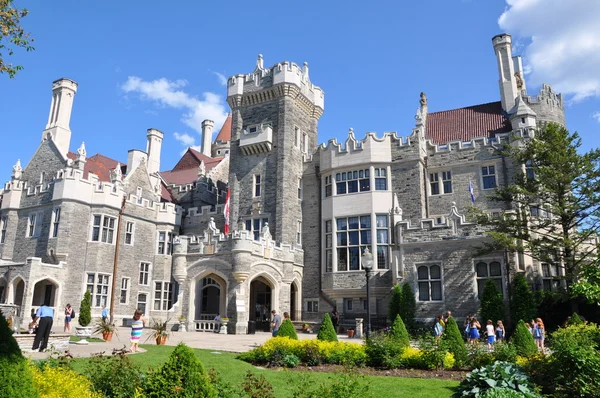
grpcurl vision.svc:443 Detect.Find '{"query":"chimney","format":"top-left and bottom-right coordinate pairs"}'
top-left (146, 128), bottom-right (164, 175)
top-left (201, 120), bottom-right (214, 157)
top-left (127, 149), bottom-right (147, 175)
top-left (42, 78), bottom-right (78, 157)
top-left (492, 34), bottom-right (519, 114)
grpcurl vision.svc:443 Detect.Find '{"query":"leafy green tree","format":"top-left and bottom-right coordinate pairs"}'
top-left (0, 313), bottom-right (38, 397)
top-left (399, 283), bottom-right (416, 332)
top-left (0, 0), bottom-right (35, 78)
top-left (441, 317), bottom-right (468, 368)
top-left (276, 319), bottom-right (298, 340)
top-left (511, 320), bottom-right (537, 357)
top-left (388, 285), bottom-right (402, 324)
top-left (316, 313), bottom-right (338, 342)
top-left (510, 274), bottom-right (536, 325)
top-left (573, 262), bottom-right (600, 306)
top-left (480, 279), bottom-right (505, 325)
top-left (390, 315), bottom-right (409, 348)
top-left (78, 290), bottom-right (92, 327)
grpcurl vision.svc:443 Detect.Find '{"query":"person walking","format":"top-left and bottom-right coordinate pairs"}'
top-left (271, 310), bottom-right (282, 337)
top-left (469, 317), bottom-right (481, 345)
top-left (464, 315), bottom-right (472, 341)
top-left (64, 304), bottom-right (73, 333)
top-left (485, 320), bottom-right (496, 350)
top-left (443, 311), bottom-right (452, 324)
top-left (101, 305), bottom-right (108, 323)
top-left (434, 314), bottom-right (444, 341)
top-left (130, 309), bottom-right (146, 353)
top-left (32, 303), bottom-right (54, 352)
top-left (533, 318), bottom-right (545, 352)
top-left (495, 320), bottom-right (505, 343)
top-left (331, 308), bottom-right (340, 333)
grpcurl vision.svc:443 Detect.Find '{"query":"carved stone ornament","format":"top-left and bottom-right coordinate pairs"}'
top-left (110, 162), bottom-right (123, 182)
top-left (514, 72), bottom-right (524, 90)
top-left (197, 160), bottom-right (206, 177)
top-left (420, 92), bottom-right (427, 107)
top-left (261, 222), bottom-right (271, 241)
top-left (12, 159), bottom-right (22, 179)
top-left (77, 141), bottom-right (87, 158)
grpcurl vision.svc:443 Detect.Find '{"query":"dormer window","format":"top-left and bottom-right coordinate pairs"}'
top-left (249, 126), bottom-right (257, 133)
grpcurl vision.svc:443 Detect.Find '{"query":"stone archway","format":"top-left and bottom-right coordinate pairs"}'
top-left (189, 271), bottom-right (228, 323)
top-left (12, 277), bottom-right (25, 308)
top-left (290, 280), bottom-right (301, 321)
top-left (31, 279), bottom-right (58, 307)
top-left (250, 276), bottom-right (274, 332)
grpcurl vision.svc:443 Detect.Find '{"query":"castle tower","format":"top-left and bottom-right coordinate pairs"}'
top-left (146, 128), bottom-right (163, 175)
top-left (492, 34), bottom-right (519, 114)
top-left (226, 55), bottom-right (324, 244)
top-left (42, 78), bottom-right (78, 157)
top-left (201, 120), bottom-right (214, 157)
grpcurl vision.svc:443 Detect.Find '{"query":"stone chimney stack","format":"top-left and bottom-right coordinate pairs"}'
top-left (201, 120), bottom-right (214, 157)
top-left (146, 128), bottom-right (164, 175)
top-left (42, 78), bottom-right (78, 157)
top-left (492, 34), bottom-right (519, 114)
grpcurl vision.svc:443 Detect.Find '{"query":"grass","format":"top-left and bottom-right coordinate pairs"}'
top-left (71, 345), bottom-right (459, 397)
top-left (69, 336), bottom-right (105, 343)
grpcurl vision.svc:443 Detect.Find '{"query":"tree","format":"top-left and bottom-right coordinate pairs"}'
top-left (275, 319), bottom-right (298, 340)
top-left (1, 0), bottom-right (35, 78)
top-left (510, 273), bottom-right (536, 325)
top-left (572, 261), bottom-right (600, 306)
top-left (511, 320), bottom-right (537, 357)
top-left (441, 317), bottom-right (468, 368)
top-left (472, 123), bottom-right (600, 290)
top-left (390, 315), bottom-right (409, 348)
top-left (480, 279), bottom-right (505, 325)
top-left (399, 283), bottom-right (416, 332)
top-left (79, 290), bottom-right (92, 327)
top-left (0, 313), bottom-right (38, 397)
top-left (388, 284), bottom-right (402, 324)
top-left (316, 313), bottom-right (338, 342)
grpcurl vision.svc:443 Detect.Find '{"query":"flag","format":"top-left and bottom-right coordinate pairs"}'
top-left (223, 185), bottom-right (231, 234)
top-left (469, 180), bottom-right (475, 204)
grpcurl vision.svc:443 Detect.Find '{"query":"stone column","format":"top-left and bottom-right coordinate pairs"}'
top-left (230, 271), bottom-right (250, 334)
top-left (172, 236), bottom-right (188, 329)
top-left (355, 318), bottom-right (364, 338)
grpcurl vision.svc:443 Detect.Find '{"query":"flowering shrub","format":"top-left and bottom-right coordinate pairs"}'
top-left (30, 363), bottom-right (101, 398)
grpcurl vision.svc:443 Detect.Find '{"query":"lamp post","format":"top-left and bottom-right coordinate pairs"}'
top-left (362, 247), bottom-right (373, 338)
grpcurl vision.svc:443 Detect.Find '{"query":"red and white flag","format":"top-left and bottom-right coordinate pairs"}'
top-left (223, 186), bottom-right (231, 235)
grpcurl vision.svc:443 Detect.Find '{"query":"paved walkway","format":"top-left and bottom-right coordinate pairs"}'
top-left (23, 326), bottom-right (361, 360)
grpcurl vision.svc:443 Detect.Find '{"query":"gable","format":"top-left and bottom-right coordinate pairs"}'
top-left (123, 161), bottom-right (156, 200)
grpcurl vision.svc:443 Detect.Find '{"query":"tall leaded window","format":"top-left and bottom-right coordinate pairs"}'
top-left (157, 232), bottom-right (173, 255)
top-left (541, 263), bottom-right (560, 291)
top-left (325, 220), bottom-right (333, 272)
top-left (430, 171), bottom-right (452, 195)
top-left (376, 215), bottom-right (389, 269)
top-left (374, 168), bottom-right (387, 190)
top-left (417, 264), bottom-right (442, 301)
top-left (0, 216), bottom-right (8, 244)
top-left (125, 222), bottom-right (134, 245)
top-left (335, 169), bottom-right (370, 195)
top-left (324, 175), bottom-right (332, 197)
top-left (154, 281), bottom-right (173, 311)
top-left (27, 213), bottom-right (41, 237)
top-left (86, 273), bottom-right (110, 307)
top-left (336, 216), bottom-right (371, 271)
top-left (245, 217), bottom-right (268, 241)
top-left (51, 208), bottom-right (61, 238)
top-left (120, 277), bottom-right (130, 304)
top-left (430, 173), bottom-right (440, 195)
top-left (475, 260), bottom-right (503, 298)
top-left (442, 171), bottom-right (452, 193)
top-left (91, 215), bottom-right (116, 243)
top-left (482, 166), bottom-right (497, 189)
top-left (525, 160), bottom-right (535, 180)
top-left (296, 220), bottom-right (302, 245)
top-left (139, 262), bottom-right (150, 285)
top-left (137, 293), bottom-right (147, 315)
top-left (254, 175), bottom-right (261, 197)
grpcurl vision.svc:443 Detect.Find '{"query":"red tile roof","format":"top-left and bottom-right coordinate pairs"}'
top-left (67, 152), bottom-right (125, 182)
top-left (215, 113), bottom-right (231, 143)
top-left (425, 101), bottom-right (511, 144)
top-left (160, 148), bottom-right (223, 186)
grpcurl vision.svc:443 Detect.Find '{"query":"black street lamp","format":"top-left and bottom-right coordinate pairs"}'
top-left (362, 247), bottom-right (373, 338)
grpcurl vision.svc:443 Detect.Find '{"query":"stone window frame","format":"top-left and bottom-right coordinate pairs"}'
top-left (324, 175), bottom-right (333, 198)
top-left (474, 258), bottom-right (504, 299)
top-left (429, 170), bottom-right (452, 195)
top-left (481, 164), bottom-right (498, 190)
top-left (296, 220), bottom-right (302, 246)
top-left (136, 187), bottom-right (143, 205)
top-left (26, 212), bottom-right (42, 238)
top-left (294, 126), bottom-right (300, 148)
top-left (374, 167), bottom-right (388, 191)
top-left (137, 292), bottom-right (148, 315)
top-left (89, 214), bottom-right (117, 244)
top-left (375, 215), bottom-right (390, 270)
top-left (253, 174), bottom-right (262, 197)
top-left (1, 215), bottom-right (8, 244)
top-left (50, 207), bottom-right (61, 239)
top-left (244, 217), bottom-right (269, 241)
top-left (139, 262), bottom-right (152, 286)
top-left (124, 221), bottom-right (135, 246)
top-left (415, 262), bottom-right (444, 302)
top-left (157, 231), bottom-right (173, 255)
top-left (335, 169), bottom-right (370, 195)
top-left (153, 280), bottom-right (173, 311)
top-left (297, 178), bottom-right (303, 200)
top-left (324, 220), bottom-right (332, 272)
top-left (86, 272), bottom-right (111, 308)
top-left (305, 299), bottom-right (319, 313)
top-left (540, 262), bottom-right (561, 292)
top-left (336, 215), bottom-right (371, 272)
top-left (119, 277), bottom-right (130, 305)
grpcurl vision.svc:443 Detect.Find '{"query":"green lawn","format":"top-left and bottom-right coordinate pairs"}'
top-left (69, 336), bottom-right (105, 343)
top-left (71, 345), bottom-right (459, 397)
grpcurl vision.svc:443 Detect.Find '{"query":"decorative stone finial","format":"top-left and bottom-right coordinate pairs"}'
top-left (348, 127), bottom-right (354, 136)
top-left (198, 160), bottom-right (206, 177)
top-left (256, 54), bottom-right (264, 70)
top-left (420, 92), bottom-right (427, 107)
top-left (302, 62), bottom-right (309, 80)
top-left (77, 142), bottom-right (87, 158)
top-left (514, 72), bottom-right (523, 90)
top-left (12, 159), bottom-right (22, 180)
top-left (110, 162), bottom-right (123, 182)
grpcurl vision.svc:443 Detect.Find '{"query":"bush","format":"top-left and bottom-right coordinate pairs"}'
top-left (510, 274), bottom-right (536, 326)
top-left (482, 388), bottom-right (532, 398)
top-left (144, 343), bottom-right (217, 397)
top-left (491, 342), bottom-right (517, 363)
top-left (290, 372), bottom-right (373, 398)
top-left (570, 312), bottom-right (584, 325)
top-left (79, 290), bottom-right (92, 327)
top-left (418, 335), bottom-right (452, 370)
top-left (364, 332), bottom-right (403, 367)
top-left (240, 371), bottom-right (275, 398)
top-left (283, 354), bottom-right (300, 368)
top-left (454, 361), bottom-right (538, 398)
top-left (317, 313), bottom-right (338, 342)
top-left (390, 315), bottom-right (410, 348)
top-left (389, 285), bottom-right (402, 324)
top-left (275, 319), bottom-right (298, 340)
top-left (400, 283), bottom-right (417, 332)
top-left (517, 354), bottom-right (554, 396)
top-left (84, 355), bottom-right (143, 398)
top-left (480, 279), bottom-right (505, 325)
top-left (30, 362), bottom-right (100, 398)
top-left (511, 320), bottom-right (537, 357)
top-left (467, 344), bottom-right (495, 369)
top-left (441, 317), bottom-right (468, 368)
top-left (207, 369), bottom-right (237, 398)
top-left (0, 313), bottom-right (38, 398)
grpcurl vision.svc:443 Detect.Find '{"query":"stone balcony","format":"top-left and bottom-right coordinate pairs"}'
top-left (239, 124), bottom-right (273, 155)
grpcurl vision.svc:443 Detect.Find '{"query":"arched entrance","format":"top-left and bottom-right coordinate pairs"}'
top-left (31, 279), bottom-right (58, 307)
top-left (193, 274), bottom-right (227, 321)
top-left (290, 281), bottom-right (298, 321)
top-left (12, 278), bottom-right (25, 308)
top-left (250, 277), bottom-right (273, 332)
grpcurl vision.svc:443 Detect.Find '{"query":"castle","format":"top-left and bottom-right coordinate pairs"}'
top-left (0, 33), bottom-right (566, 333)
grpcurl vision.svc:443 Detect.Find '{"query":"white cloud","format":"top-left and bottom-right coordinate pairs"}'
top-left (121, 76), bottom-right (228, 150)
top-left (213, 72), bottom-right (228, 86)
top-left (592, 112), bottom-right (600, 123)
top-left (498, 0), bottom-right (600, 102)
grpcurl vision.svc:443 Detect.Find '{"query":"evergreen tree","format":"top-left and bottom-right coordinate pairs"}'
top-left (399, 283), bottom-right (416, 332)
top-left (510, 273), bottom-right (536, 325)
top-left (390, 315), bottom-right (410, 348)
top-left (441, 317), bottom-right (468, 368)
top-left (388, 284), bottom-right (402, 324)
top-left (275, 319), bottom-right (298, 340)
top-left (316, 313), bottom-right (338, 342)
top-left (511, 320), bottom-right (537, 357)
top-left (570, 312), bottom-right (584, 325)
top-left (0, 313), bottom-right (38, 397)
top-left (79, 290), bottom-right (92, 327)
top-left (480, 279), bottom-right (505, 325)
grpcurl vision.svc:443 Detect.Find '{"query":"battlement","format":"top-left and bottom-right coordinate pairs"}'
top-left (522, 84), bottom-right (564, 109)
top-left (227, 55), bottom-right (324, 111)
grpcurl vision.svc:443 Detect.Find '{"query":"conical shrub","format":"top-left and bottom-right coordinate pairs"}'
top-left (0, 313), bottom-right (38, 397)
top-left (441, 317), bottom-right (468, 368)
top-left (510, 274), bottom-right (536, 327)
top-left (317, 313), bottom-right (338, 342)
top-left (79, 290), bottom-right (92, 327)
top-left (388, 285), bottom-right (402, 324)
top-left (390, 315), bottom-right (410, 348)
top-left (276, 319), bottom-right (298, 340)
top-left (400, 283), bottom-right (416, 332)
top-left (511, 320), bottom-right (537, 357)
top-left (480, 279), bottom-right (505, 325)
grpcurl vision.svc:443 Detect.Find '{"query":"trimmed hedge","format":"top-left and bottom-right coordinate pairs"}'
top-left (399, 283), bottom-right (416, 332)
top-left (388, 285), bottom-right (402, 324)
top-left (480, 279), bottom-right (505, 325)
top-left (441, 317), bottom-right (468, 367)
top-left (276, 319), bottom-right (298, 340)
top-left (511, 320), bottom-right (537, 357)
top-left (390, 315), bottom-right (410, 348)
top-left (79, 290), bottom-right (92, 327)
top-left (317, 313), bottom-right (338, 342)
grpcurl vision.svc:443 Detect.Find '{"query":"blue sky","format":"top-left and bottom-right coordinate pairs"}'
top-left (2, 0), bottom-right (600, 184)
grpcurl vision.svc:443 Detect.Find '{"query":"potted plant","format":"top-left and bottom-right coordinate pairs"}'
top-left (75, 290), bottom-right (93, 345)
top-left (93, 318), bottom-right (117, 342)
top-left (146, 317), bottom-right (170, 345)
top-left (302, 323), bottom-right (312, 333)
top-left (347, 328), bottom-right (355, 338)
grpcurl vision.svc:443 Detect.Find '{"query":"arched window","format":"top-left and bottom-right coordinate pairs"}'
top-left (475, 260), bottom-right (503, 298)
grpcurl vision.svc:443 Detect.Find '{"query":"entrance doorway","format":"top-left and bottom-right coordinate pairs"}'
top-left (31, 279), bottom-right (58, 307)
top-left (250, 277), bottom-right (272, 332)
top-left (196, 277), bottom-right (221, 320)
top-left (290, 283), bottom-right (298, 321)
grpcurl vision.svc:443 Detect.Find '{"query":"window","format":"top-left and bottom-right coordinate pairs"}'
top-left (125, 222), bottom-right (134, 245)
top-left (525, 160), bottom-right (535, 180)
top-left (120, 277), bottom-right (130, 304)
top-left (482, 166), bottom-right (497, 189)
top-left (361, 298), bottom-right (368, 311)
top-left (245, 218), bottom-right (268, 241)
top-left (27, 213), bottom-right (41, 237)
top-left (254, 174), bottom-right (261, 197)
top-left (137, 293), bottom-right (147, 315)
top-left (306, 300), bottom-right (319, 313)
top-left (139, 262), bottom-right (150, 285)
top-left (325, 220), bottom-right (332, 272)
top-left (39, 172), bottom-right (45, 184)
top-left (475, 261), bottom-right (503, 298)
top-left (430, 171), bottom-right (452, 195)
top-left (298, 179), bottom-right (302, 200)
top-left (294, 127), bottom-right (300, 147)
top-left (345, 298), bottom-right (353, 311)
top-left (0, 216), bottom-right (7, 244)
top-left (301, 133), bottom-right (308, 154)
top-left (336, 169), bottom-right (370, 195)
top-left (91, 215), bottom-right (116, 243)
top-left (136, 187), bottom-right (143, 204)
top-left (541, 263), bottom-right (561, 291)
top-left (324, 175), bottom-right (332, 197)
top-left (154, 281), bottom-right (173, 311)
top-left (296, 220), bottom-right (302, 245)
top-left (157, 232), bottom-right (173, 255)
top-left (430, 173), bottom-right (440, 195)
top-left (51, 208), bottom-right (61, 238)
top-left (530, 206), bottom-right (539, 217)
top-left (86, 273), bottom-right (110, 307)
top-left (442, 171), bottom-right (452, 193)
top-left (417, 264), bottom-right (442, 301)
top-left (375, 167), bottom-right (387, 190)
top-left (336, 215), bottom-right (370, 271)
top-left (376, 215), bottom-right (389, 269)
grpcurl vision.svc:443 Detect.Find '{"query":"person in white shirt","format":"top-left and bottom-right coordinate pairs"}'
top-left (486, 320), bottom-right (496, 350)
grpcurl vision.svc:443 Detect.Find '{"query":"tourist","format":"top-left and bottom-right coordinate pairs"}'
top-left (271, 310), bottom-right (282, 337)
top-left (533, 318), bottom-right (545, 352)
top-left (469, 317), bottom-right (481, 344)
top-left (438, 313), bottom-right (446, 330)
top-left (101, 305), bottom-right (108, 323)
top-left (443, 311), bottom-right (452, 324)
top-left (529, 320), bottom-right (536, 335)
top-left (495, 320), bottom-right (505, 343)
top-left (130, 309), bottom-right (146, 353)
top-left (464, 314), bottom-right (472, 340)
top-left (434, 314), bottom-right (444, 341)
top-left (331, 307), bottom-right (340, 332)
top-left (283, 312), bottom-right (290, 321)
top-left (64, 304), bottom-right (73, 333)
top-left (214, 314), bottom-right (221, 333)
top-left (32, 302), bottom-right (54, 352)
top-left (486, 320), bottom-right (496, 350)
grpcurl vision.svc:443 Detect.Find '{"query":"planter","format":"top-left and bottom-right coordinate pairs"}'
top-left (219, 320), bottom-right (228, 334)
top-left (347, 329), bottom-right (355, 338)
top-left (102, 331), bottom-right (113, 342)
top-left (156, 335), bottom-right (167, 345)
top-left (75, 326), bottom-right (92, 345)
top-left (178, 321), bottom-right (187, 332)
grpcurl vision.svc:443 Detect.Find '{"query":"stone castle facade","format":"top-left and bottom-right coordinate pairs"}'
top-left (0, 33), bottom-right (566, 332)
